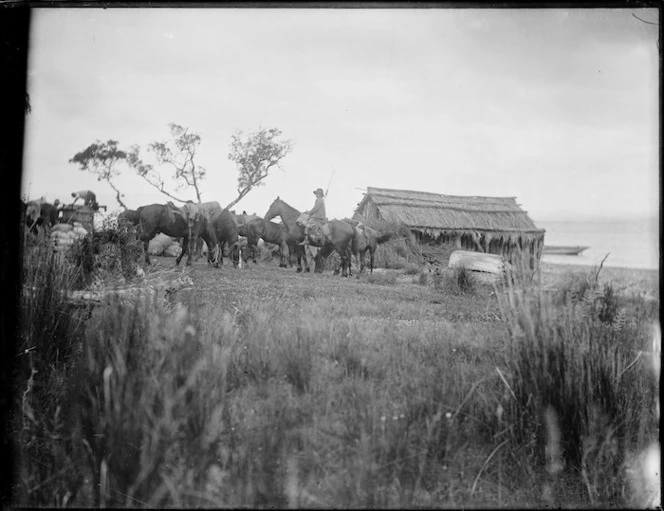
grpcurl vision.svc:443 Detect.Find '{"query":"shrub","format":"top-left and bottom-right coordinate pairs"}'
top-left (443, 266), bottom-right (477, 295)
top-left (404, 263), bottom-right (421, 276)
top-left (366, 272), bottom-right (397, 286)
top-left (432, 270), bottom-right (444, 290)
top-left (373, 231), bottom-right (421, 270)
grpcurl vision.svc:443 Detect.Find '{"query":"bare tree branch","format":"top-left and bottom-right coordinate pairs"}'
top-left (126, 145), bottom-right (188, 203)
top-left (128, 123), bottom-right (206, 203)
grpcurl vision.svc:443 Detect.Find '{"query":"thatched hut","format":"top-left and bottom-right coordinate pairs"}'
top-left (353, 187), bottom-right (545, 267)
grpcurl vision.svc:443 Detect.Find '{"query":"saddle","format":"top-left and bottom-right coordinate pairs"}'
top-left (167, 201), bottom-right (202, 226)
top-left (309, 222), bottom-right (331, 245)
top-left (166, 201), bottom-right (182, 224)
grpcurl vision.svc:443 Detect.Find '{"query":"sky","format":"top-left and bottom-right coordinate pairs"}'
top-left (22, 7), bottom-right (659, 225)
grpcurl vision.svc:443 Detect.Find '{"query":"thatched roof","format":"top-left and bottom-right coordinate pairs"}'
top-left (354, 187), bottom-right (544, 239)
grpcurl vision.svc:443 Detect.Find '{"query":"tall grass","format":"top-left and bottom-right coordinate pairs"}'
top-left (14, 268), bottom-right (503, 507)
top-left (495, 264), bottom-right (659, 507)
top-left (15, 236), bottom-right (89, 507)
top-left (373, 233), bottom-right (422, 270)
top-left (14, 231), bottom-right (659, 508)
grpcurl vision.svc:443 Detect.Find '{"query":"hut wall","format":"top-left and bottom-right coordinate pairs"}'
top-left (410, 227), bottom-right (542, 270)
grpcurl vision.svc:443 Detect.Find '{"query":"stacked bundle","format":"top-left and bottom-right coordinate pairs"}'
top-left (51, 222), bottom-right (88, 253)
top-left (148, 233), bottom-right (182, 257)
top-left (163, 242), bottom-right (182, 258)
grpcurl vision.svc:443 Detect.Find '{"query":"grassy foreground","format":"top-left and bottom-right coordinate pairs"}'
top-left (12, 237), bottom-right (661, 508)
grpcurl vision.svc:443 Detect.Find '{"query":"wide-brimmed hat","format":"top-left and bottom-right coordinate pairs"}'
top-left (313, 188), bottom-right (324, 196)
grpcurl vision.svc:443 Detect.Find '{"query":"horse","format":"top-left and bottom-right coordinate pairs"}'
top-left (209, 208), bottom-right (241, 267)
top-left (118, 209), bottom-right (140, 227)
top-left (349, 221), bottom-right (377, 274)
top-left (25, 199), bottom-right (59, 235)
top-left (264, 197), bottom-right (355, 276)
top-left (240, 217), bottom-right (292, 268)
top-left (234, 211), bottom-right (262, 264)
top-left (136, 203), bottom-right (219, 267)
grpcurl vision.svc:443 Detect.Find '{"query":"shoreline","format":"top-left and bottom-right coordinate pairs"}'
top-left (538, 261), bottom-right (659, 300)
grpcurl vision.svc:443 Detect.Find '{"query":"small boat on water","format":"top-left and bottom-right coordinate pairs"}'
top-left (542, 245), bottom-right (589, 256)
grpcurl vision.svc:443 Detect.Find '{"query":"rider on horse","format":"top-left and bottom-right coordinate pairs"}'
top-left (299, 188), bottom-right (327, 246)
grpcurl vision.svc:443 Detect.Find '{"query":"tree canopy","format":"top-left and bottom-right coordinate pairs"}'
top-left (226, 127), bottom-right (293, 211)
top-left (69, 140), bottom-right (128, 209)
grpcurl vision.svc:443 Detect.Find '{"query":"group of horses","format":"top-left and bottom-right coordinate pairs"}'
top-left (121, 198), bottom-right (387, 276)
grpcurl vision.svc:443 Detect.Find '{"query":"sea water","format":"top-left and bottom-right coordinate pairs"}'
top-left (535, 218), bottom-right (660, 270)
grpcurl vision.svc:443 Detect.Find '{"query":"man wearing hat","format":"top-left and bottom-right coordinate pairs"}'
top-left (71, 190), bottom-right (98, 210)
top-left (300, 187), bottom-right (327, 246)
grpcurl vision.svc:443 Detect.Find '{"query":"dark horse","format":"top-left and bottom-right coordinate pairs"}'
top-left (118, 208), bottom-right (140, 227)
top-left (332, 221), bottom-right (392, 275)
top-left (136, 203), bottom-right (219, 267)
top-left (348, 221), bottom-right (378, 274)
top-left (239, 217), bottom-right (292, 268)
top-left (234, 211), bottom-right (261, 264)
top-left (25, 199), bottom-right (59, 235)
top-left (264, 197), bottom-right (355, 277)
top-left (209, 208), bottom-right (241, 267)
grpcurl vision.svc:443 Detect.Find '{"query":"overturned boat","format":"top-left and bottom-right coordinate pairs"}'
top-left (542, 245), bottom-right (589, 256)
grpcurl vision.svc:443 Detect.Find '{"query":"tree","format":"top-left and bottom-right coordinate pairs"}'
top-left (226, 127), bottom-right (293, 211)
top-left (127, 123), bottom-right (206, 203)
top-left (69, 140), bottom-right (128, 209)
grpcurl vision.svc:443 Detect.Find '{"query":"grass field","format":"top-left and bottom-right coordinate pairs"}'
top-left (12, 239), bottom-right (661, 508)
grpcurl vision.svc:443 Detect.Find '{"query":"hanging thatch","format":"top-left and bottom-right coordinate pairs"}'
top-left (353, 187), bottom-right (546, 266)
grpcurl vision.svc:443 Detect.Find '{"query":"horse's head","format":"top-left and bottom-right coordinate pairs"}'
top-left (25, 202), bottom-right (41, 225)
top-left (187, 212), bottom-right (198, 231)
top-left (264, 197), bottom-right (282, 221)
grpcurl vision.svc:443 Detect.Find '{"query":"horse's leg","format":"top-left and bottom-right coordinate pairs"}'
top-left (358, 249), bottom-right (365, 273)
top-left (342, 248), bottom-right (350, 278)
top-left (187, 236), bottom-right (196, 266)
top-left (349, 247), bottom-right (353, 277)
top-left (296, 246), bottom-right (303, 272)
top-left (204, 233), bottom-right (220, 268)
top-left (176, 236), bottom-right (189, 266)
top-left (143, 238), bottom-right (151, 265)
top-left (247, 240), bottom-right (255, 264)
top-left (232, 244), bottom-right (238, 268)
top-left (280, 241), bottom-right (288, 268)
top-left (139, 222), bottom-right (152, 265)
top-left (343, 245), bottom-right (353, 277)
top-left (207, 242), bottom-right (217, 267)
top-left (303, 245), bottom-right (311, 272)
top-left (295, 244), bottom-right (303, 272)
top-left (214, 242), bottom-right (221, 268)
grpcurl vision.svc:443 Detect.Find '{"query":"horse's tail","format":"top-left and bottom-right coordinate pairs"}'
top-left (351, 225), bottom-right (359, 254)
top-left (368, 244), bottom-right (375, 273)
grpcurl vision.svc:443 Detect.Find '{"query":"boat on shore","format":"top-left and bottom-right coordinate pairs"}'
top-left (542, 245), bottom-right (589, 256)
